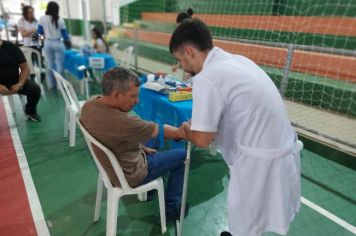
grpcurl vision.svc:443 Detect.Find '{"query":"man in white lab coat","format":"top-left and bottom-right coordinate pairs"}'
top-left (171, 19), bottom-right (302, 236)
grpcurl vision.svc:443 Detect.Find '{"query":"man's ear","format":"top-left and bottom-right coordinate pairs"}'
top-left (184, 45), bottom-right (195, 58)
top-left (112, 90), bottom-right (120, 98)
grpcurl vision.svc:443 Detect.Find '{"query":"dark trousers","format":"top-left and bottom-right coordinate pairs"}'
top-left (138, 138), bottom-right (186, 212)
top-left (18, 80), bottom-right (41, 115)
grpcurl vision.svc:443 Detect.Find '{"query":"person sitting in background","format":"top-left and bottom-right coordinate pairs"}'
top-left (80, 67), bottom-right (188, 222)
top-left (91, 27), bottom-right (109, 53)
top-left (88, 27), bottom-right (109, 80)
top-left (38, 1), bottom-right (71, 90)
top-left (0, 39), bottom-right (41, 121)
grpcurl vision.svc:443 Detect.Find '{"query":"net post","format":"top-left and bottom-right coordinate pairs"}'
top-left (134, 28), bottom-right (138, 71)
top-left (280, 44), bottom-right (294, 98)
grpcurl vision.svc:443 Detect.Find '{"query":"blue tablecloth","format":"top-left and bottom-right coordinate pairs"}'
top-left (134, 86), bottom-right (192, 127)
top-left (134, 84), bottom-right (192, 148)
top-left (63, 50), bottom-right (117, 79)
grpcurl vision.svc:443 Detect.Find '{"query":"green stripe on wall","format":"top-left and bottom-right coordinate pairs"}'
top-left (136, 20), bottom-right (356, 50)
top-left (120, 0), bottom-right (356, 23)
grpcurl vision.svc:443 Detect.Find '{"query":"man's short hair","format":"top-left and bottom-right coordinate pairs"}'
top-left (169, 19), bottom-right (213, 53)
top-left (102, 67), bottom-right (140, 95)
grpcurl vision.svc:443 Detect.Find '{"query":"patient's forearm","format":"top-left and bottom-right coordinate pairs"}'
top-left (163, 124), bottom-right (180, 140)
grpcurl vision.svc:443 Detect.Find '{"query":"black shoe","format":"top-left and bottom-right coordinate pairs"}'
top-left (26, 113), bottom-right (42, 122)
top-left (220, 231), bottom-right (232, 236)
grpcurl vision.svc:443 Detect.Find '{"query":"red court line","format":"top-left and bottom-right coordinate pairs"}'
top-left (0, 97), bottom-right (37, 235)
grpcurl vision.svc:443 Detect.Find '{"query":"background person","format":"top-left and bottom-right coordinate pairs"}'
top-left (38, 1), bottom-right (71, 89)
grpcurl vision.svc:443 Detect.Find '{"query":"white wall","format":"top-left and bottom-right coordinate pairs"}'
top-left (89, 0), bottom-right (103, 21)
top-left (60, 0), bottom-right (82, 19)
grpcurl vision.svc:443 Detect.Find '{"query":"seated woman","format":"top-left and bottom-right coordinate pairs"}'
top-left (91, 27), bottom-right (109, 54)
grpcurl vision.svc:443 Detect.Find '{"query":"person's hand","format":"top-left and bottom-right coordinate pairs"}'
top-left (142, 146), bottom-right (158, 155)
top-left (172, 63), bottom-right (181, 72)
top-left (178, 122), bottom-right (191, 140)
top-left (0, 84), bottom-right (16, 95)
top-left (10, 83), bottom-right (23, 93)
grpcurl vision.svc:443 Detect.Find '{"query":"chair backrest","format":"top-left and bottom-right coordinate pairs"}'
top-left (20, 47), bottom-right (42, 75)
top-left (78, 120), bottom-right (132, 190)
top-left (109, 43), bottom-right (119, 55)
top-left (120, 46), bottom-right (134, 69)
top-left (52, 70), bottom-right (82, 113)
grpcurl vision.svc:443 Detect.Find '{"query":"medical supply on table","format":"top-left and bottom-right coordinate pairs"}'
top-left (169, 91), bottom-right (192, 102)
top-left (147, 74), bottom-right (155, 82)
top-left (143, 82), bottom-right (167, 92)
top-left (158, 75), bottom-right (166, 85)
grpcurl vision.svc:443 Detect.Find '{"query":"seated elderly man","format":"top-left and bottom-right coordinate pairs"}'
top-left (80, 67), bottom-right (188, 222)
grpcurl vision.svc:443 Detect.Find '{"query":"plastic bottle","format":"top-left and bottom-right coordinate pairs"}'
top-left (158, 75), bottom-right (165, 85)
top-left (209, 140), bottom-right (217, 156)
top-left (147, 74), bottom-right (155, 82)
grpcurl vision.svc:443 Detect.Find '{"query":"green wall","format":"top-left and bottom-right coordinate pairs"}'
top-left (120, 0), bottom-right (167, 24)
top-left (120, 0), bottom-right (356, 23)
top-left (63, 19), bottom-right (111, 36)
top-left (274, 0), bottom-right (356, 16)
top-left (136, 20), bottom-right (356, 50)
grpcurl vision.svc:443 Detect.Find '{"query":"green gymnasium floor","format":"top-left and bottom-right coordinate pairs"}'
top-left (9, 89), bottom-right (356, 236)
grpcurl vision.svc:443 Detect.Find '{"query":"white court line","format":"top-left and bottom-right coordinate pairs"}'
top-left (3, 97), bottom-right (50, 236)
top-left (301, 196), bottom-right (356, 235)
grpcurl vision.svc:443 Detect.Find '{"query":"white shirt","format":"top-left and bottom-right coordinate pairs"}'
top-left (39, 15), bottom-right (66, 40)
top-left (191, 47), bottom-right (295, 165)
top-left (191, 47), bottom-right (300, 235)
top-left (18, 18), bottom-right (39, 47)
top-left (94, 38), bottom-right (107, 53)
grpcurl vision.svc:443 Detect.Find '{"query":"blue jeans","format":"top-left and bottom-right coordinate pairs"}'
top-left (138, 139), bottom-right (186, 212)
top-left (43, 39), bottom-right (65, 89)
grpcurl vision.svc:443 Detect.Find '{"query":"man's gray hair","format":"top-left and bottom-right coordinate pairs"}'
top-left (102, 67), bottom-right (140, 95)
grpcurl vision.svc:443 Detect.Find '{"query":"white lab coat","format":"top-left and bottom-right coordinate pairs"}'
top-left (191, 47), bottom-right (301, 236)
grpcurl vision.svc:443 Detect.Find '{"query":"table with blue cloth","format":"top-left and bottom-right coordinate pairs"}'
top-left (134, 79), bottom-right (192, 148)
top-left (63, 50), bottom-right (117, 79)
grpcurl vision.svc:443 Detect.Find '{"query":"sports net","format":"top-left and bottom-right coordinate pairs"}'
top-left (108, 1), bottom-right (356, 235)
top-left (110, 0), bottom-right (356, 153)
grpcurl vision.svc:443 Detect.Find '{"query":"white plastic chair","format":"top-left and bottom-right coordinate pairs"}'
top-left (20, 47), bottom-right (45, 95)
top-left (2, 94), bottom-right (26, 114)
top-left (109, 43), bottom-right (119, 55)
top-left (120, 46), bottom-right (134, 69)
top-left (78, 121), bottom-right (167, 236)
top-left (20, 47), bottom-right (43, 83)
top-left (53, 70), bottom-right (85, 147)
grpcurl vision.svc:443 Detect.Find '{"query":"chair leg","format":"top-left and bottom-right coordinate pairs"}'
top-left (35, 68), bottom-right (46, 96)
top-left (157, 179), bottom-right (167, 234)
top-left (106, 190), bottom-right (119, 236)
top-left (8, 96), bottom-right (15, 114)
top-left (137, 192), bottom-right (147, 202)
top-left (64, 110), bottom-right (69, 138)
top-left (69, 113), bottom-right (76, 147)
top-left (94, 176), bottom-right (104, 222)
top-left (19, 95), bottom-right (26, 110)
